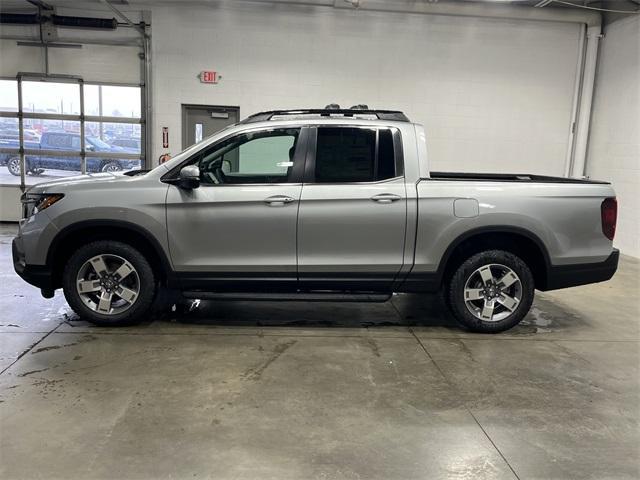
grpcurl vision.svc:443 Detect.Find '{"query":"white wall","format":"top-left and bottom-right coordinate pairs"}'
top-left (587, 15), bottom-right (640, 258)
top-left (152, 3), bottom-right (582, 175)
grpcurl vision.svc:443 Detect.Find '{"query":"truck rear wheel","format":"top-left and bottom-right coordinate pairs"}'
top-left (63, 241), bottom-right (155, 326)
top-left (447, 250), bottom-right (534, 333)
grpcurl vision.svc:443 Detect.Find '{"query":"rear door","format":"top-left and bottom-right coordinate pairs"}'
top-left (297, 126), bottom-right (407, 291)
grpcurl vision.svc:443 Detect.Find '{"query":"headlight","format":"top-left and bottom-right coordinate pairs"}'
top-left (21, 193), bottom-right (64, 218)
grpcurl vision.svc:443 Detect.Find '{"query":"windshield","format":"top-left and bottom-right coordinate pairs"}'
top-left (86, 136), bottom-right (111, 149)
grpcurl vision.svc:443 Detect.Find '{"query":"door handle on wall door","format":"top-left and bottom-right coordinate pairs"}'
top-left (264, 195), bottom-right (295, 206)
top-left (370, 193), bottom-right (401, 204)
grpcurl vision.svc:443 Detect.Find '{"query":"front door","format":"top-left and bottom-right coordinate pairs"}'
top-left (166, 126), bottom-right (307, 292)
top-left (297, 126), bottom-right (407, 291)
top-left (182, 105), bottom-right (239, 150)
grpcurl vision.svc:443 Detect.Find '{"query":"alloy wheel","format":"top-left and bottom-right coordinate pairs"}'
top-left (76, 254), bottom-right (140, 315)
top-left (7, 157), bottom-right (21, 176)
top-left (463, 263), bottom-right (522, 322)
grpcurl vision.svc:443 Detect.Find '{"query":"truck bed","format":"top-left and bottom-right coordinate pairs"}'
top-left (428, 171), bottom-right (610, 184)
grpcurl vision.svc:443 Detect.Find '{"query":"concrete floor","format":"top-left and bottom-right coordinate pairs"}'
top-left (0, 223), bottom-right (638, 480)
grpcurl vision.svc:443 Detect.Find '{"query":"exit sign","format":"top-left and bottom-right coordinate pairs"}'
top-left (200, 71), bottom-right (219, 84)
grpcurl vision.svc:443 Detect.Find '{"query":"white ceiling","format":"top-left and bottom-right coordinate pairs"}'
top-left (0, 0), bottom-right (637, 16)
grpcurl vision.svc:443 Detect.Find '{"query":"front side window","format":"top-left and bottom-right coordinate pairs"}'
top-left (197, 128), bottom-right (300, 184)
top-left (314, 127), bottom-right (398, 183)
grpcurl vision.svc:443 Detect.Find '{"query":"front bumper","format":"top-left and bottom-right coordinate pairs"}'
top-left (12, 238), bottom-right (54, 290)
top-left (543, 248), bottom-right (620, 291)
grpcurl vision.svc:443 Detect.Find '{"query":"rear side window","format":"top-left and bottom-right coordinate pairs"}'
top-left (47, 134), bottom-right (70, 149)
top-left (314, 127), bottom-right (398, 183)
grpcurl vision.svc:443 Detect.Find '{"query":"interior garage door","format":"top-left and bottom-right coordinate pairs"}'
top-left (0, 40), bottom-right (145, 190)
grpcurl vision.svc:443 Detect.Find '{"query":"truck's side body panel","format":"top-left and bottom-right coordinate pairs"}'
top-left (411, 180), bottom-right (615, 275)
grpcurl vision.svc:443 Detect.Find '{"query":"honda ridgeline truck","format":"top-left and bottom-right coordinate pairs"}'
top-left (12, 109), bottom-right (619, 333)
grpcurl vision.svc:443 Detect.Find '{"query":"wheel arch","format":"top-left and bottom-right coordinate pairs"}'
top-left (437, 226), bottom-right (551, 290)
top-left (47, 220), bottom-right (174, 290)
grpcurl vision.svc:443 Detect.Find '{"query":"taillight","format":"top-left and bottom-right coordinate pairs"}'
top-left (601, 197), bottom-right (617, 241)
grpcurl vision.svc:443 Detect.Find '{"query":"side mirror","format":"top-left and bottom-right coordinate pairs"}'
top-left (178, 165), bottom-right (200, 189)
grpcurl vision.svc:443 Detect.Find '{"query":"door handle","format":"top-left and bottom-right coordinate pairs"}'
top-left (264, 195), bottom-right (295, 206)
top-left (370, 193), bottom-right (401, 204)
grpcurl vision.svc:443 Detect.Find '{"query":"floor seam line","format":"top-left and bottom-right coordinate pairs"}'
top-left (0, 321), bottom-right (64, 376)
top-left (40, 330), bottom-right (414, 338)
top-left (22, 329), bottom-right (640, 342)
top-left (409, 327), bottom-right (521, 480)
top-left (388, 298), bottom-right (414, 336)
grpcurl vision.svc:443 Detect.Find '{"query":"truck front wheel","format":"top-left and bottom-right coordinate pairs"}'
top-left (447, 250), bottom-right (534, 333)
top-left (62, 240), bottom-right (156, 326)
top-left (7, 157), bottom-right (21, 176)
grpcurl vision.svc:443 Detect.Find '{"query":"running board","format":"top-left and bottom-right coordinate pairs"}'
top-left (181, 291), bottom-right (392, 302)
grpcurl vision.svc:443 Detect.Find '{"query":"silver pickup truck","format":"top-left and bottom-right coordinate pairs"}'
top-left (12, 108), bottom-right (619, 332)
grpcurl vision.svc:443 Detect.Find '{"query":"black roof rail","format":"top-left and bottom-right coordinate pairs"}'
top-left (238, 109), bottom-right (410, 124)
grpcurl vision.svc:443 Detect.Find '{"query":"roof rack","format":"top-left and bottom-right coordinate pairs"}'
top-left (239, 109), bottom-right (410, 124)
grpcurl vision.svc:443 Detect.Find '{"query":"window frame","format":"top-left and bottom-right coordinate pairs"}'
top-left (0, 75), bottom-right (144, 188)
top-left (163, 125), bottom-right (310, 186)
top-left (303, 125), bottom-right (404, 185)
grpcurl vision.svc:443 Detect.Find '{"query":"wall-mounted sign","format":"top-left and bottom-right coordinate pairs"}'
top-left (200, 71), bottom-right (219, 84)
top-left (162, 126), bottom-right (169, 148)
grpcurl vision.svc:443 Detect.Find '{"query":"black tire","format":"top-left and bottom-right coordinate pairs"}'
top-left (447, 250), bottom-right (534, 333)
top-left (7, 156), bottom-right (21, 176)
top-left (63, 241), bottom-right (156, 326)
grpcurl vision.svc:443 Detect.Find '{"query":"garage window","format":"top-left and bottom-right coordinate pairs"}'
top-left (0, 76), bottom-right (143, 187)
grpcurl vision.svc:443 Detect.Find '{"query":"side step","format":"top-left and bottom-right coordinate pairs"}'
top-left (182, 291), bottom-right (392, 302)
